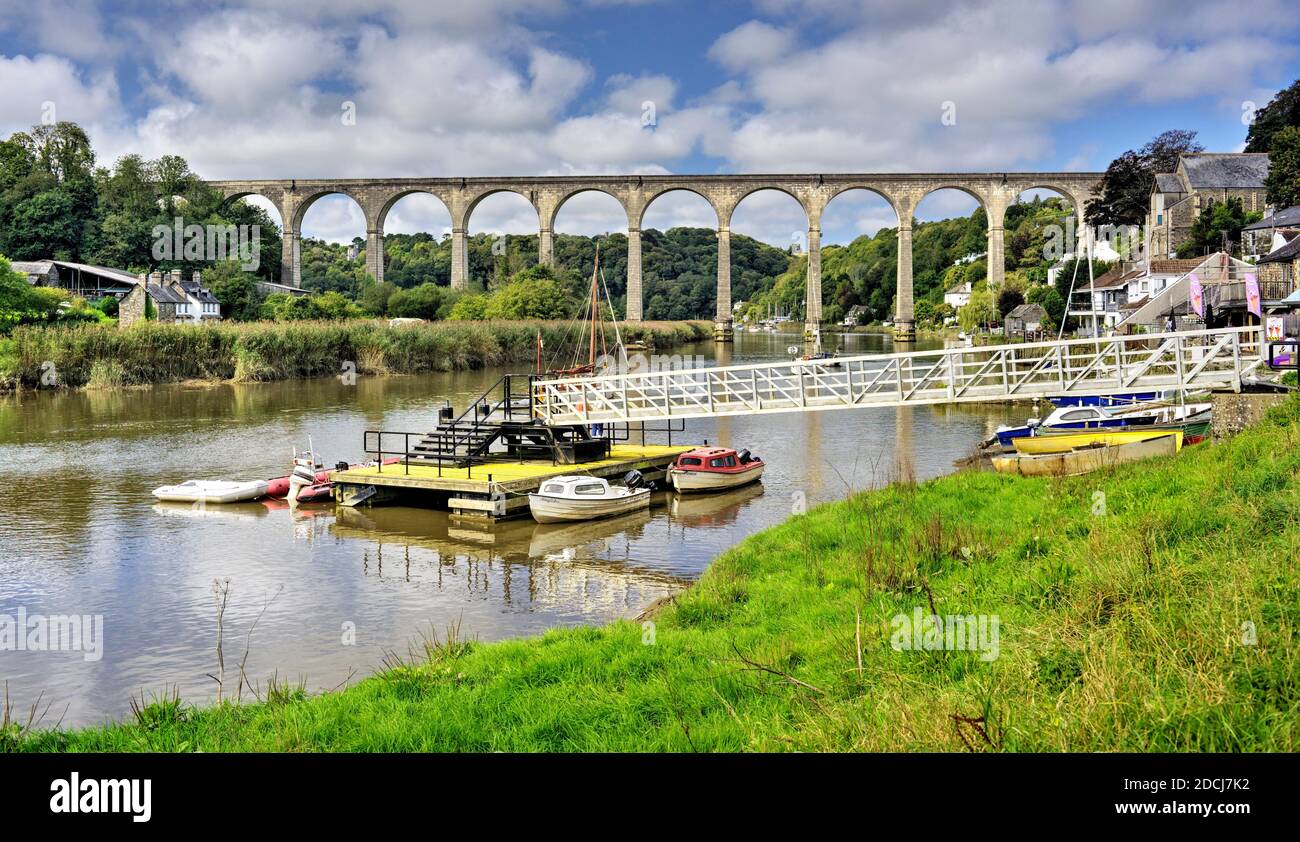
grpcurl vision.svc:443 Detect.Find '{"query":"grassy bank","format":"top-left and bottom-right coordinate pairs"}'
top-left (12, 397), bottom-right (1300, 752)
top-left (0, 319), bottom-right (712, 390)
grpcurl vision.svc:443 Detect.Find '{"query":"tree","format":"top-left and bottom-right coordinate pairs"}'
top-left (997, 287), bottom-right (1024, 318)
top-left (1085, 130), bottom-right (1204, 226)
top-left (958, 288), bottom-right (998, 332)
top-left (485, 275), bottom-right (572, 320)
top-left (1026, 284), bottom-right (1065, 329)
top-left (448, 294), bottom-right (489, 321)
top-left (1264, 125), bottom-right (1300, 210)
top-left (388, 283), bottom-right (455, 320)
top-left (1176, 197), bottom-right (1261, 258)
top-left (1245, 78), bottom-right (1300, 153)
top-left (204, 260), bottom-right (265, 321)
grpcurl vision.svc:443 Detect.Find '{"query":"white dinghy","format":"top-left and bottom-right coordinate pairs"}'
top-left (151, 479), bottom-right (270, 505)
top-left (528, 473), bottom-right (651, 524)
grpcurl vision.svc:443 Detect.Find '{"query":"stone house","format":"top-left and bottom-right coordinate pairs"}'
top-left (1147, 153), bottom-right (1271, 258)
top-left (943, 280), bottom-right (972, 309)
top-left (119, 270), bottom-right (222, 327)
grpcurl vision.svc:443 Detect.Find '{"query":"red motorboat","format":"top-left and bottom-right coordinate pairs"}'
top-left (264, 456), bottom-right (401, 500)
top-left (668, 447), bottom-right (764, 493)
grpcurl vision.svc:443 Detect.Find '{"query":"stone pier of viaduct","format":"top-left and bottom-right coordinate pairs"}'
top-left (207, 172), bottom-right (1101, 339)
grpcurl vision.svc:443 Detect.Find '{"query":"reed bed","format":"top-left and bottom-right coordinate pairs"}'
top-left (0, 319), bottom-right (711, 390)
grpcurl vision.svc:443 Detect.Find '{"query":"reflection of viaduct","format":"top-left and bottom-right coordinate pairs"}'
top-left (208, 173), bottom-right (1100, 337)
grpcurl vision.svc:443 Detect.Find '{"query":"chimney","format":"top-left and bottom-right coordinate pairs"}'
top-left (191, 270), bottom-right (202, 287)
top-left (148, 271), bottom-right (162, 285)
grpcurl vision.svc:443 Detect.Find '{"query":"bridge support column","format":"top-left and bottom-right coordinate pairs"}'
top-left (986, 224), bottom-right (1005, 290)
top-left (281, 229), bottom-right (301, 288)
top-left (715, 226), bottom-right (732, 341)
top-left (451, 228), bottom-right (468, 290)
top-left (365, 228), bottom-right (384, 285)
top-left (804, 225), bottom-right (821, 342)
top-left (539, 226), bottom-right (554, 267)
top-left (895, 221), bottom-right (915, 341)
top-left (626, 227), bottom-right (643, 322)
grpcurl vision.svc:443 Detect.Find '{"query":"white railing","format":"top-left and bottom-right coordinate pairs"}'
top-left (532, 327), bottom-right (1264, 425)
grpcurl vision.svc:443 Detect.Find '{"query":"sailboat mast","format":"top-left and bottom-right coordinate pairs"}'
top-left (589, 245), bottom-right (600, 368)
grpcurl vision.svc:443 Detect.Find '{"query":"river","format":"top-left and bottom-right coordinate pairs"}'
top-left (0, 329), bottom-right (1022, 727)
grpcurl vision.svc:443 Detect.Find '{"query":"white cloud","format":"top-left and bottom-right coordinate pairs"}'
top-left (0, 53), bottom-right (121, 141)
top-left (708, 21), bottom-right (794, 71)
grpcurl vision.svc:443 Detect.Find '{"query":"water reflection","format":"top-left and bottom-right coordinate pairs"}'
top-left (0, 331), bottom-right (1022, 725)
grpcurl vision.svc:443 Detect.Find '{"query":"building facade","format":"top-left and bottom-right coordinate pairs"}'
top-left (1147, 153), bottom-right (1271, 258)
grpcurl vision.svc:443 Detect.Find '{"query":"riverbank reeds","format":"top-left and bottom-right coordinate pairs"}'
top-left (0, 319), bottom-right (712, 390)
top-left (16, 395), bottom-right (1300, 752)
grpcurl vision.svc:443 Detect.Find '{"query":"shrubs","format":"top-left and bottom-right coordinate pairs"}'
top-left (3, 319), bottom-right (712, 389)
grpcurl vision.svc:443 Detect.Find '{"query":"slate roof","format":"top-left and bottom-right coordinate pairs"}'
top-left (1153, 173), bottom-right (1185, 194)
top-left (1179, 153), bottom-right (1270, 189)
top-left (145, 283), bottom-right (188, 304)
top-left (1006, 303), bottom-right (1048, 320)
top-left (1243, 206), bottom-right (1300, 231)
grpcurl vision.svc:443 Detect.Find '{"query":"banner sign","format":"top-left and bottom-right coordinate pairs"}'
top-left (1245, 273), bottom-right (1262, 318)
top-left (1188, 273), bottom-right (1204, 318)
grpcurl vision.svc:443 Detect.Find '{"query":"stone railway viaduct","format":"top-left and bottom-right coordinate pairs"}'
top-left (207, 173), bottom-right (1101, 339)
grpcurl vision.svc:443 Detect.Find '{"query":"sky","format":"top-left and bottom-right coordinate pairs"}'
top-left (1, 0), bottom-right (1298, 247)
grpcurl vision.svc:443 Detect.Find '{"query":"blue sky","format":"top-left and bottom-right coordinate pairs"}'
top-left (1, 0), bottom-right (1298, 246)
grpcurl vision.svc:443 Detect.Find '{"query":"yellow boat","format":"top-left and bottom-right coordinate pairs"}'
top-left (992, 433), bottom-right (1180, 478)
top-left (1013, 429), bottom-right (1183, 455)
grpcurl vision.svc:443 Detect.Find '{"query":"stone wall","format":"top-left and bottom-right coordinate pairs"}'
top-left (1211, 391), bottom-right (1287, 438)
top-left (119, 285), bottom-right (147, 327)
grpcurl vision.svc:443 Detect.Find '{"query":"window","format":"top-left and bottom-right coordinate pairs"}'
top-left (709, 456), bottom-right (737, 468)
top-left (1059, 410), bottom-right (1097, 421)
top-left (679, 457), bottom-right (702, 466)
top-left (542, 484), bottom-right (565, 495)
top-left (575, 484), bottom-right (605, 496)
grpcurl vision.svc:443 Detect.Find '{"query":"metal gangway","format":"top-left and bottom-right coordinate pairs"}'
top-left (532, 327), bottom-right (1266, 426)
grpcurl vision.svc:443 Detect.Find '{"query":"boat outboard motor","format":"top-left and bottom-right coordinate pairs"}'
top-left (623, 469), bottom-right (655, 491)
top-left (738, 449), bottom-right (752, 464)
top-left (438, 404), bottom-right (455, 423)
top-left (335, 461), bottom-right (349, 472)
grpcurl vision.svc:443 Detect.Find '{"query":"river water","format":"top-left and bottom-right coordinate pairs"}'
top-left (0, 330), bottom-right (1020, 726)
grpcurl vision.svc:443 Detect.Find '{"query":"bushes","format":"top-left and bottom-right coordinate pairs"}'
top-left (2, 319), bottom-right (712, 388)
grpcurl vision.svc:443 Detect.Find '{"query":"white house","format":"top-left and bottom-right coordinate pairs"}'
top-left (944, 281), bottom-right (972, 309)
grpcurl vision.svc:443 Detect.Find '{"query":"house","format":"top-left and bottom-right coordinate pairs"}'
top-left (1242, 206), bottom-right (1300, 261)
top-left (1068, 265), bottom-right (1135, 334)
top-left (1005, 303), bottom-right (1048, 338)
top-left (1147, 152), bottom-right (1271, 258)
top-left (943, 280), bottom-right (972, 309)
top-left (119, 270), bottom-right (222, 327)
top-left (841, 304), bottom-right (868, 327)
top-left (1256, 235), bottom-right (1300, 296)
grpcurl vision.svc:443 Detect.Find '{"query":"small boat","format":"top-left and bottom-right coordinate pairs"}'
top-left (795, 350), bottom-right (842, 367)
top-left (528, 472), bottom-right (652, 524)
top-left (151, 479), bottom-right (270, 504)
top-left (1013, 429), bottom-right (1183, 455)
top-left (992, 433), bottom-right (1180, 478)
top-left (668, 447), bottom-right (764, 493)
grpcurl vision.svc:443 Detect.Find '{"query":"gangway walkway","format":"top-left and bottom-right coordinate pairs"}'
top-left (533, 327), bottom-right (1264, 425)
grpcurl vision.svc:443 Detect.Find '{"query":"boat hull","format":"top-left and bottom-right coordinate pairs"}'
top-left (992, 434), bottom-right (1180, 478)
top-left (1014, 430), bottom-right (1183, 455)
top-left (152, 480), bottom-right (270, 504)
top-left (528, 488), bottom-right (651, 523)
top-left (669, 462), bottom-right (764, 493)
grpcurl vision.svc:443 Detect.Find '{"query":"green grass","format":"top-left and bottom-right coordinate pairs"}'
top-left (0, 319), bottom-right (712, 390)
top-left (11, 397), bottom-right (1300, 752)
